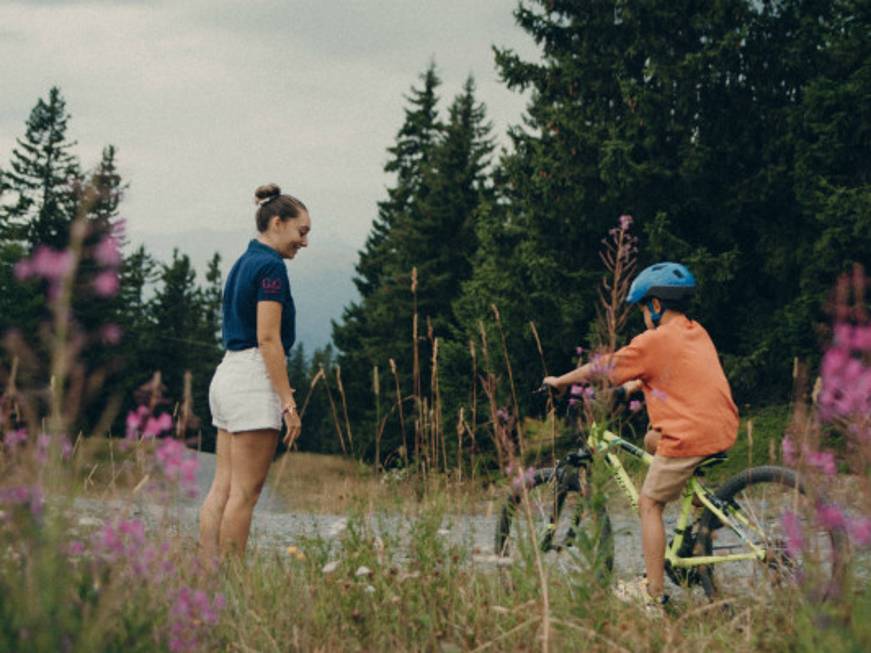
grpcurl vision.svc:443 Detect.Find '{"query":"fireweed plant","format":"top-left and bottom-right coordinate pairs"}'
top-left (492, 216), bottom-right (640, 646)
top-left (0, 189), bottom-right (225, 652)
top-left (779, 265), bottom-right (871, 606)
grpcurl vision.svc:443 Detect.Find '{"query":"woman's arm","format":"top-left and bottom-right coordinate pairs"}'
top-left (257, 301), bottom-right (301, 444)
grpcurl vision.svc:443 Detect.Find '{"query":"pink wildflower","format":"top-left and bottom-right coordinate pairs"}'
top-left (61, 436), bottom-right (74, 460)
top-left (118, 518), bottom-right (146, 543)
top-left (156, 438), bottom-right (199, 497)
top-left (35, 433), bottom-right (51, 465)
top-left (816, 503), bottom-right (846, 530)
top-left (100, 323), bottom-right (123, 345)
top-left (67, 541), bottom-right (85, 557)
top-left (834, 323), bottom-right (871, 352)
top-left (619, 214), bottom-right (633, 230)
top-left (629, 399), bottom-right (643, 413)
top-left (31, 246), bottom-right (73, 280)
top-left (0, 484), bottom-right (43, 516)
top-left (570, 384), bottom-right (584, 397)
top-left (575, 346), bottom-right (584, 356)
top-left (93, 270), bottom-right (119, 297)
top-left (781, 437), bottom-right (797, 465)
top-left (13, 259), bottom-right (33, 280)
top-left (806, 449), bottom-right (837, 476)
top-left (583, 386), bottom-right (596, 400)
top-left (848, 516), bottom-right (871, 547)
top-left (854, 325), bottom-right (871, 351)
top-left (782, 510), bottom-right (804, 558)
top-left (96, 523), bottom-right (123, 559)
top-left (94, 235), bottom-right (121, 267)
top-left (0, 486), bottom-right (31, 504)
top-left (93, 518), bottom-right (147, 563)
top-left (3, 429), bottom-right (28, 449)
top-left (511, 467), bottom-right (537, 494)
top-left (125, 405), bottom-right (150, 439)
top-left (143, 412), bottom-right (174, 438)
top-left (168, 586), bottom-right (223, 652)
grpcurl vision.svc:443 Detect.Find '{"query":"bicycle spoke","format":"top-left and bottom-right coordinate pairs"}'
top-left (702, 470), bottom-right (841, 597)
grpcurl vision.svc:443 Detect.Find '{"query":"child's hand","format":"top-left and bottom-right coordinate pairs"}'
top-left (542, 376), bottom-right (561, 389)
top-left (622, 379), bottom-right (643, 395)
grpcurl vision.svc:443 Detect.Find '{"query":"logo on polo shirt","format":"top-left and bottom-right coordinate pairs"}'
top-left (261, 278), bottom-right (282, 293)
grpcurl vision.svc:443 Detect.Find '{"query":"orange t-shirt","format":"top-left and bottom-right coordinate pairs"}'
top-left (608, 314), bottom-right (738, 457)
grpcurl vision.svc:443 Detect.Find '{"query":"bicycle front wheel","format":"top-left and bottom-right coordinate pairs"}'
top-left (695, 465), bottom-right (848, 598)
top-left (494, 466), bottom-right (614, 575)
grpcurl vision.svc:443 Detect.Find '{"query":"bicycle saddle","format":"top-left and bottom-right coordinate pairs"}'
top-left (693, 452), bottom-right (728, 476)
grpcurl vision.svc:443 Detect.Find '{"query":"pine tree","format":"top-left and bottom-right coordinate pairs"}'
top-left (401, 76), bottom-right (494, 338)
top-left (88, 145), bottom-right (127, 226)
top-left (456, 0), bottom-right (853, 405)
top-left (202, 252), bottom-right (223, 345)
top-left (353, 64), bottom-right (443, 298)
top-left (114, 244), bottom-right (159, 412)
top-left (0, 87), bottom-right (81, 248)
top-left (143, 250), bottom-right (219, 418)
top-left (332, 65), bottom-right (445, 460)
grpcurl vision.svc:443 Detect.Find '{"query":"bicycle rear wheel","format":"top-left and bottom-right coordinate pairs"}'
top-left (695, 465), bottom-right (847, 598)
top-left (494, 466), bottom-right (614, 575)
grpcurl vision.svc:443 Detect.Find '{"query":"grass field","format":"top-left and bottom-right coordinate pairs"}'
top-left (3, 403), bottom-right (867, 652)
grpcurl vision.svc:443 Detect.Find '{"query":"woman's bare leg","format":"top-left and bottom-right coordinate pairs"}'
top-left (198, 430), bottom-right (232, 561)
top-left (219, 429), bottom-right (278, 557)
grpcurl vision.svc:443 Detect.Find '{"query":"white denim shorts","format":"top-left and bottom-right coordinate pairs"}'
top-left (209, 348), bottom-right (282, 433)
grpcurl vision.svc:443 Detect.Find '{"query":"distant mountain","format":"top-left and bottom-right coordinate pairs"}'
top-left (127, 226), bottom-right (360, 351)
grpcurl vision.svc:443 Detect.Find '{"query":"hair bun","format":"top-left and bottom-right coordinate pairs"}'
top-left (254, 183), bottom-right (281, 205)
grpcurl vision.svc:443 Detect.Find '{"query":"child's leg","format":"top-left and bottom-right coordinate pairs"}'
top-left (639, 454), bottom-right (707, 598)
top-left (639, 494), bottom-right (667, 596)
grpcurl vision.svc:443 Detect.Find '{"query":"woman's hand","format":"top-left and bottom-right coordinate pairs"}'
top-left (282, 404), bottom-right (302, 448)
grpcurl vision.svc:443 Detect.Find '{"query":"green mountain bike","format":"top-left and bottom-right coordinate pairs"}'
top-left (494, 392), bottom-right (847, 598)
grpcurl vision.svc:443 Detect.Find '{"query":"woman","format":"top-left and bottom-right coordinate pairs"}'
top-left (199, 183), bottom-right (309, 558)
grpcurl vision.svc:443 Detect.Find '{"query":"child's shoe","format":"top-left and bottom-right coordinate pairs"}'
top-left (613, 577), bottom-right (669, 617)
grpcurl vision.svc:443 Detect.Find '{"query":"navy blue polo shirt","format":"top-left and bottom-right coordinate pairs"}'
top-left (222, 239), bottom-right (296, 354)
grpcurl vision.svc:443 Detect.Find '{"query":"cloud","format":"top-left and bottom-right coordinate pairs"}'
top-left (5, 0), bottom-right (151, 5)
top-left (0, 0), bottom-right (540, 346)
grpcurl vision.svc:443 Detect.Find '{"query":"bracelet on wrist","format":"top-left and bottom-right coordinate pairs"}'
top-left (281, 403), bottom-right (297, 417)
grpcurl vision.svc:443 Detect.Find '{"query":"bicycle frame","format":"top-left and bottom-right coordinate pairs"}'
top-left (585, 422), bottom-right (768, 569)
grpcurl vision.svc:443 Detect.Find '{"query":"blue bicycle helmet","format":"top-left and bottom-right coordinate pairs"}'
top-left (627, 262), bottom-right (696, 326)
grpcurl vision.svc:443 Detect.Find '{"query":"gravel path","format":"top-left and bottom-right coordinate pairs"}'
top-left (71, 451), bottom-right (654, 580)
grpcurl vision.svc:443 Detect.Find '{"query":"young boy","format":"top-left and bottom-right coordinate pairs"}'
top-left (543, 262), bottom-right (738, 607)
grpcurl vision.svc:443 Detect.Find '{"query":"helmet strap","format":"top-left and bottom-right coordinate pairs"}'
top-left (647, 298), bottom-right (663, 327)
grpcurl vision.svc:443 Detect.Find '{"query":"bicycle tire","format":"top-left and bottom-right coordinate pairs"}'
top-left (694, 465), bottom-right (848, 599)
top-left (494, 466), bottom-right (614, 576)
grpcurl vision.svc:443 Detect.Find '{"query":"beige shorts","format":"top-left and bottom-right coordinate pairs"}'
top-left (641, 454), bottom-right (707, 503)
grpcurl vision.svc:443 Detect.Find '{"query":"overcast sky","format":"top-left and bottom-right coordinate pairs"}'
top-left (0, 0), bottom-right (540, 348)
